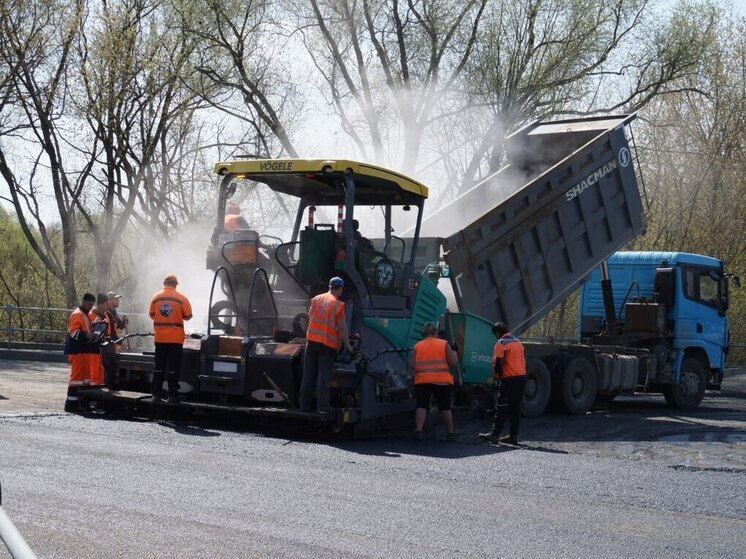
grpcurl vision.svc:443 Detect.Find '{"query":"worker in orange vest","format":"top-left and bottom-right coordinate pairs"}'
top-left (224, 201), bottom-right (249, 232)
top-left (148, 275), bottom-right (193, 403)
top-left (411, 321), bottom-right (459, 441)
top-left (88, 293), bottom-right (110, 385)
top-left (63, 293), bottom-right (98, 412)
top-left (479, 321), bottom-right (527, 445)
top-left (299, 276), bottom-right (353, 414)
top-left (102, 292), bottom-right (124, 385)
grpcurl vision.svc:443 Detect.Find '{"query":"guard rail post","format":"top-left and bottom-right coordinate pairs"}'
top-left (5, 305), bottom-right (13, 350)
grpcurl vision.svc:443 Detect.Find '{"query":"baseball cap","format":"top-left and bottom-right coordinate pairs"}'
top-left (329, 276), bottom-right (344, 288)
top-left (107, 291), bottom-right (121, 300)
top-left (163, 274), bottom-right (179, 285)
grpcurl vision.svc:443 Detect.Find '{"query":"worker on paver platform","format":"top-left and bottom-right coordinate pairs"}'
top-left (224, 201), bottom-right (250, 232)
top-left (103, 292), bottom-right (125, 384)
top-left (411, 321), bottom-right (459, 441)
top-left (106, 291), bottom-right (128, 333)
top-left (63, 293), bottom-right (98, 412)
top-left (300, 276), bottom-right (353, 414)
top-left (88, 293), bottom-right (110, 385)
top-left (479, 322), bottom-right (527, 445)
top-left (149, 275), bottom-right (193, 403)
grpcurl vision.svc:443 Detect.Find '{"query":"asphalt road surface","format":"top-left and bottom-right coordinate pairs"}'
top-left (1, 360), bottom-right (745, 558)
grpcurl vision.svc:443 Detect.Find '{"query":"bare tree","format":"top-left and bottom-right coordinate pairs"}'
top-left (294, 0), bottom-right (487, 173)
top-left (454, 0), bottom-right (721, 194)
top-left (291, 0), bottom-right (721, 202)
top-left (71, 0), bottom-right (210, 290)
top-left (174, 0), bottom-right (303, 160)
top-left (0, 0), bottom-right (85, 306)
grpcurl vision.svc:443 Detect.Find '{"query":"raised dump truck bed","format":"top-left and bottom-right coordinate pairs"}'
top-left (442, 114), bottom-right (645, 334)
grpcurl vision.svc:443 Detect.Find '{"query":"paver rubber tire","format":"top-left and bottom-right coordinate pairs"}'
top-left (292, 313), bottom-right (309, 337)
top-left (521, 358), bottom-right (551, 418)
top-left (663, 357), bottom-right (706, 409)
top-left (558, 356), bottom-right (597, 415)
top-left (210, 300), bottom-right (238, 331)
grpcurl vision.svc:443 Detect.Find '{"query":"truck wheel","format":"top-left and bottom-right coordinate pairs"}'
top-left (558, 356), bottom-right (597, 415)
top-left (521, 358), bottom-right (550, 417)
top-left (663, 357), bottom-right (706, 409)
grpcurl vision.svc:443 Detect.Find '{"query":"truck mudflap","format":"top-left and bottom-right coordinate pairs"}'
top-left (442, 114), bottom-right (646, 335)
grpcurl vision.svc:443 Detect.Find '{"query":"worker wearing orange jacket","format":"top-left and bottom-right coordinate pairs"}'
top-left (101, 292), bottom-right (124, 385)
top-left (299, 276), bottom-right (353, 414)
top-left (410, 321), bottom-right (459, 441)
top-left (224, 201), bottom-right (249, 232)
top-left (88, 293), bottom-right (110, 385)
top-left (479, 322), bottom-right (527, 445)
top-left (63, 293), bottom-right (98, 412)
top-left (149, 275), bottom-right (192, 403)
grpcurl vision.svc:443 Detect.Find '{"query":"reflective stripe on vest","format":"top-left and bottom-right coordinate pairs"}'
top-left (64, 309), bottom-right (99, 355)
top-left (493, 334), bottom-right (526, 378)
top-left (149, 287), bottom-right (192, 344)
top-left (306, 293), bottom-right (344, 349)
top-left (413, 338), bottom-right (452, 385)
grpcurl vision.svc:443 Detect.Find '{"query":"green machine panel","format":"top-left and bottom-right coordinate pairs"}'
top-left (446, 312), bottom-right (497, 386)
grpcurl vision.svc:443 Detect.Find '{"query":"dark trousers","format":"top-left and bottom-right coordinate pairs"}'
top-left (299, 341), bottom-right (338, 412)
top-left (101, 344), bottom-right (120, 386)
top-left (153, 343), bottom-right (183, 398)
top-left (492, 375), bottom-right (526, 440)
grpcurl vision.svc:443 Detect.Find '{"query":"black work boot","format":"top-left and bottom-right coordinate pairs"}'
top-left (152, 370), bottom-right (165, 401)
top-left (166, 371), bottom-right (179, 403)
top-left (478, 431), bottom-right (501, 444)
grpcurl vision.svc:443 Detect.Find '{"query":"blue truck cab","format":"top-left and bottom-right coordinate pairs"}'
top-left (579, 251), bottom-right (737, 408)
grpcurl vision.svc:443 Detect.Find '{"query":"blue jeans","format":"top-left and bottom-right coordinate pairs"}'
top-left (299, 341), bottom-right (338, 412)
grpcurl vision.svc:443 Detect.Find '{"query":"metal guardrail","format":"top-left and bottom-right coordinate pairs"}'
top-left (2, 305), bottom-right (69, 349)
top-left (1, 305), bottom-right (153, 351)
top-left (0, 481), bottom-right (38, 559)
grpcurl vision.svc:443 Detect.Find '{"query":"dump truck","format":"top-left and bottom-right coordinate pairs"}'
top-left (79, 113), bottom-right (738, 429)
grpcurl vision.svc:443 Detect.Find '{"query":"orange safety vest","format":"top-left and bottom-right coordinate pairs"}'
top-left (413, 337), bottom-right (453, 385)
top-left (66, 308), bottom-right (95, 385)
top-left (149, 286), bottom-right (193, 344)
top-left (89, 310), bottom-right (110, 338)
top-left (492, 333), bottom-right (526, 379)
top-left (306, 292), bottom-right (345, 350)
top-left (105, 310), bottom-right (119, 341)
top-left (66, 308), bottom-right (94, 352)
top-left (224, 214), bottom-right (248, 232)
top-left (88, 310), bottom-right (109, 384)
